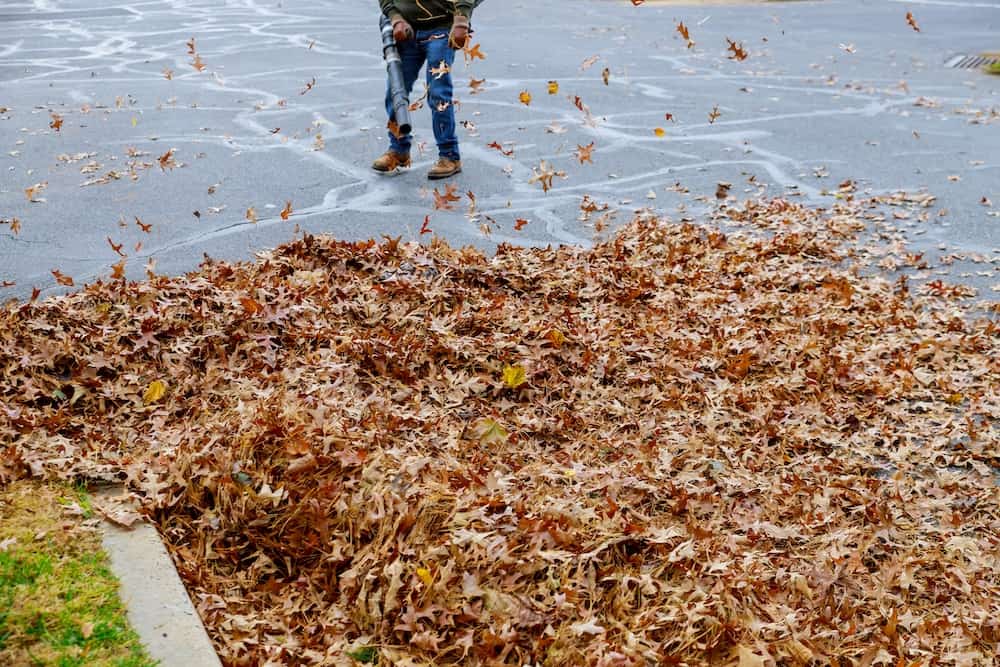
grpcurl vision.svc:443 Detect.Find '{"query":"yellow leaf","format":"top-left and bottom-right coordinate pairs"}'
top-left (416, 567), bottom-right (433, 586)
top-left (143, 380), bottom-right (166, 405)
top-left (131, 117), bottom-right (138, 127)
top-left (518, 90), bottom-right (532, 106)
top-left (653, 127), bottom-right (666, 137)
top-left (502, 364), bottom-right (527, 389)
top-left (547, 329), bottom-right (566, 347)
top-left (547, 80), bottom-right (559, 95)
top-left (471, 418), bottom-right (508, 446)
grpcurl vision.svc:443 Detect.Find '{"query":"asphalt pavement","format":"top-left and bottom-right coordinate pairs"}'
top-left (1, 0), bottom-right (998, 301)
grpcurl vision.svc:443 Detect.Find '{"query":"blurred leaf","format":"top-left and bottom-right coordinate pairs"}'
top-left (471, 418), bottom-right (508, 446)
top-left (143, 380), bottom-right (166, 405)
top-left (346, 646), bottom-right (377, 663)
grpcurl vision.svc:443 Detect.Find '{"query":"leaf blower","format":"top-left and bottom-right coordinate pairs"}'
top-left (380, 14), bottom-right (412, 137)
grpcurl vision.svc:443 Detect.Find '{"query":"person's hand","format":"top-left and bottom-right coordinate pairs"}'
top-left (449, 15), bottom-right (470, 49)
top-left (392, 16), bottom-right (414, 43)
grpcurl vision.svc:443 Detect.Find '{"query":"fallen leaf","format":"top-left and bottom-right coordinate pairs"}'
top-left (487, 141), bottom-right (515, 157)
top-left (529, 160), bottom-right (564, 193)
top-left (738, 646), bottom-right (765, 667)
top-left (502, 365), bottom-right (527, 389)
top-left (570, 620), bottom-right (605, 636)
top-left (470, 418), bottom-right (508, 446)
top-left (1, 217), bottom-right (20, 235)
top-left (433, 185), bottom-right (461, 210)
top-left (158, 149), bottom-right (177, 170)
top-left (143, 380), bottom-right (166, 405)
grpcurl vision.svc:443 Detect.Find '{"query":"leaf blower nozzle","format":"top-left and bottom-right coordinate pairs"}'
top-left (380, 15), bottom-right (412, 137)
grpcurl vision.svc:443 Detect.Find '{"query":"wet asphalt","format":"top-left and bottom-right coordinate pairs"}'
top-left (1, 0), bottom-right (998, 301)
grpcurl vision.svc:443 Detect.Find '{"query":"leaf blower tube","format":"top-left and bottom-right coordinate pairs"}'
top-left (380, 14), bottom-right (412, 137)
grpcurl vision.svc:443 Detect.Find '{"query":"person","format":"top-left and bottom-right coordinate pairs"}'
top-left (373, 0), bottom-right (478, 180)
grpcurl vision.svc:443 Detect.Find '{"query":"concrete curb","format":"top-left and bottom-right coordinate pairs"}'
top-left (97, 488), bottom-right (222, 667)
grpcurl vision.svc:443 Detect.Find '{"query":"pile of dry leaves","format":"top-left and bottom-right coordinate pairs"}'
top-left (1, 200), bottom-right (998, 666)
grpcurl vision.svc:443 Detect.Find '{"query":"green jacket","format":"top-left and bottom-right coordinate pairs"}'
top-left (379, 0), bottom-right (476, 27)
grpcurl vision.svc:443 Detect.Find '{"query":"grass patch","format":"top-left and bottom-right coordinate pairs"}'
top-left (986, 62), bottom-right (1000, 75)
top-left (0, 481), bottom-right (155, 667)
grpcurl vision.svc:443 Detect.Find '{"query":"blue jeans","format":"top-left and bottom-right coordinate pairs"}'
top-left (385, 27), bottom-right (460, 161)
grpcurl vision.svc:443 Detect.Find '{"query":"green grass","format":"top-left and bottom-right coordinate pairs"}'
top-left (0, 482), bottom-right (156, 667)
top-left (986, 62), bottom-right (1000, 75)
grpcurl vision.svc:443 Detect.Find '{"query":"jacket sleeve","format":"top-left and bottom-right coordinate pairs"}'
top-left (454, 0), bottom-right (476, 19)
top-left (379, 0), bottom-right (402, 21)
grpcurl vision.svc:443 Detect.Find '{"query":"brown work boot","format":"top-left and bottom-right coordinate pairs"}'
top-left (427, 157), bottom-right (462, 180)
top-left (372, 151), bottom-right (411, 173)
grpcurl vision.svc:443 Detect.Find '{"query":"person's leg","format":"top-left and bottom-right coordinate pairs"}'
top-left (383, 36), bottom-right (425, 157)
top-left (424, 30), bottom-right (460, 163)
